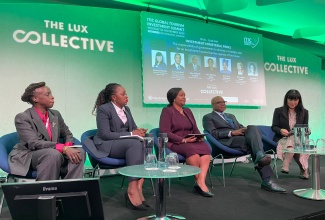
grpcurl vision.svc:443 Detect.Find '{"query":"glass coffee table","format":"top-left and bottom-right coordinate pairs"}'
top-left (283, 148), bottom-right (325, 200)
top-left (119, 164), bottom-right (201, 220)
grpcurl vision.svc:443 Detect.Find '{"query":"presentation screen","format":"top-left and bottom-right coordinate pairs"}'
top-left (141, 12), bottom-right (266, 106)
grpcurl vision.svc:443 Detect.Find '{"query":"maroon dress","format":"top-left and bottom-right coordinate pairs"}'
top-left (159, 106), bottom-right (211, 158)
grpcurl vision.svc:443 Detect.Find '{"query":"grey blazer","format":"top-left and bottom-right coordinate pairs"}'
top-left (8, 108), bottom-right (73, 176)
top-left (202, 111), bottom-right (244, 146)
top-left (85, 102), bottom-right (137, 158)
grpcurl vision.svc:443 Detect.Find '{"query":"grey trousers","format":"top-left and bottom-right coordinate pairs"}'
top-left (107, 139), bottom-right (144, 182)
top-left (229, 125), bottom-right (273, 181)
top-left (30, 148), bottom-right (85, 181)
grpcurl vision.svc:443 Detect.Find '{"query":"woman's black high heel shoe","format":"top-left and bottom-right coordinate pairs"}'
top-left (142, 200), bottom-right (150, 207)
top-left (281, 169), bottom-right (289, 174)
top-left (299, 169), bottom-right (310, 180)
top-left (193, 185), bottom-right (214, 197)
top-left (124, 192), bottom-right (148, 211)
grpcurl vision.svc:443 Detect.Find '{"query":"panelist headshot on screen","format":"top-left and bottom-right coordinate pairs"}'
top-left (170, 53), bottom-right (185, 71)
top-left (236, 62), bottom-right (244, 75)
top-left (248, 62), bottom-right (258, 76)
top-left (220, 58), bottom-right (232, 74)
top-left (152, 51), bottom-right (167, 69)
top-left (204, 57), bottom-right (217, 73)
top-left (188, 55), bottom-right (201, 72)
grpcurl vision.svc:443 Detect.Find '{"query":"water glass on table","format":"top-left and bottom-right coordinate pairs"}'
top-left (144, 153), bottom-right (158, 170)
top-left (168, 152), bottom-right (180, 169)
top-left (316, 139), bottom-right (325, 152)
top-left (304, 139), bottom-right (315, 151)
top-left (165, 153), bottom-right (180, 170)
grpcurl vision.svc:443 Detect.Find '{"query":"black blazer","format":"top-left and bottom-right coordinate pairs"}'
top-left (84, 102), bottom-right (138, 158)
top-left (271, 106), bottom-right (309, 142)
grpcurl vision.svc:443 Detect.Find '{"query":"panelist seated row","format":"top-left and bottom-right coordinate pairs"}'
top-left (9, 82), bottom-right (302, 212)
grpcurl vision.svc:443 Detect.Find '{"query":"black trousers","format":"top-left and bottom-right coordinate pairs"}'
top-left (229, 125), bottom-right (273, 181)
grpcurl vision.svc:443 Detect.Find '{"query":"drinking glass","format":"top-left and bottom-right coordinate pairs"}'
top-left (144, 153), bottom-right (158, 170)
top-left (304, 139), bottom-right (315, 151)
top-left (168, 152), bottom-right (180, 169)
top-left (316, 139), bottom-right (325, 152)
top-left (163, 154), bottom-right (177, 172)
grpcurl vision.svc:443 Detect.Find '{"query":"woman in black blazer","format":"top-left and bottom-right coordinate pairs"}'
top-left (271, 89), bottom-right (309, 179)
top-left (92, 83), bottom-right (148, 210)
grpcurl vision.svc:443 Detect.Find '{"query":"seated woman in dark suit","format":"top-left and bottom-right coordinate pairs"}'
top-left (91, 83), bottom-right (148, 210)
top-left (272, 89), bottom-right (309, 179)
top-left (159, 88), bottom-right (213, 197)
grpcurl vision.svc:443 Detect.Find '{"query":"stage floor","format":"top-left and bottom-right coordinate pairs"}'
top-left (1, 157), bottom-right (325, 220)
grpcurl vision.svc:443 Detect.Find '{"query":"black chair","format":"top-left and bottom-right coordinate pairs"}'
top-left (204, 130), bottom-right (251, 186)
top-left (81, 129), bottom-right (126, 186)
top-left (80, 129), bottom-right (155, 194)
top-left (256, 125), bottom-right (278, 178)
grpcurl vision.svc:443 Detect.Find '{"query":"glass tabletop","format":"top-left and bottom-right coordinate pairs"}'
top-left (283, 148), bottom-right (325, 155)
top-left (118, 164), bottom-right (201, 179)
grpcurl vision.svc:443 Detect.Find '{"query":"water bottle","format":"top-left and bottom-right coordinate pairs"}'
top-left (158, 133), bottom-right (168, 169)
top-left (143, 133), bottom-right (158, 170)
top-left (294, 124), bottom-right (309, 151)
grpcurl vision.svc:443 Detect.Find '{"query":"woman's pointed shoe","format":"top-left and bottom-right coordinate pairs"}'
top-left (142, 200), bottom-right (150, 207)
top-left (281, 169), bottom-right (289, 174)
top-left (124, 192), bottom-right (148, 211)
top-left (193, 185), bottom-right (214, 197)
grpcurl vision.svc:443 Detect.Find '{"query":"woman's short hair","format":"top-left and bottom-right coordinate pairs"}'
top-left (167, 87), bottom-right (182, 106)
top-left (21, 82), bottom-right (46, 105)
top-left (155, 52), bottom-right (163, 57)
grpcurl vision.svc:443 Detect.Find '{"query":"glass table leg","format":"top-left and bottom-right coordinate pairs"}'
top-left (138, 178), bottom-right (186, 220)
top-left (293, 155), bottom-right (325, 200)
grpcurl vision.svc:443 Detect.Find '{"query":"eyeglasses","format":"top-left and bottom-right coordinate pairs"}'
top-left (214, 101), bottom-right (227, 105)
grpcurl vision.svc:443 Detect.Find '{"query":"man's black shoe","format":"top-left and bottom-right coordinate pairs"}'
top-left (261, 180), bottom-right (286, 193)
top-left (254, 153), bottom-right (271, 169)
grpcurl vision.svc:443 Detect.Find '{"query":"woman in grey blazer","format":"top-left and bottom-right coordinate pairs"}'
top-left (92, 83), bottom-right (148, 210)
top-left (8, 82), bottom-right (84, 181)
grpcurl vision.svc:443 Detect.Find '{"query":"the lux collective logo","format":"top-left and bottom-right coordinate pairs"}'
top-left (12, 20), bottom-right (114, 53)
top-left (244, 37), bottom-right (259, 48)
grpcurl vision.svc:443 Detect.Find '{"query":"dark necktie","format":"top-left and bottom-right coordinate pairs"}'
top-left (221, 113), bottom-right (235, 128)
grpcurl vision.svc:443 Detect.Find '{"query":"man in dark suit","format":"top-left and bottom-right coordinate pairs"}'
top-left (170, 53), bottom-right (185, 71)
top-left (8, 82), bottom-right (84, 181)
top-left (188, 55), bottom-right (201, 72)
top-left (202, 96), bottom-right (286, 193)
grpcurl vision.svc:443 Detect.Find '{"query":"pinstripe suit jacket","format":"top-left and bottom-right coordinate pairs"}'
top-left (8, 108), bottom-right (73, 176)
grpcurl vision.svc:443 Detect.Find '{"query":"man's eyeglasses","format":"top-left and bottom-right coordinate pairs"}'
top-left (214, 101), bottom-right (227, 105)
